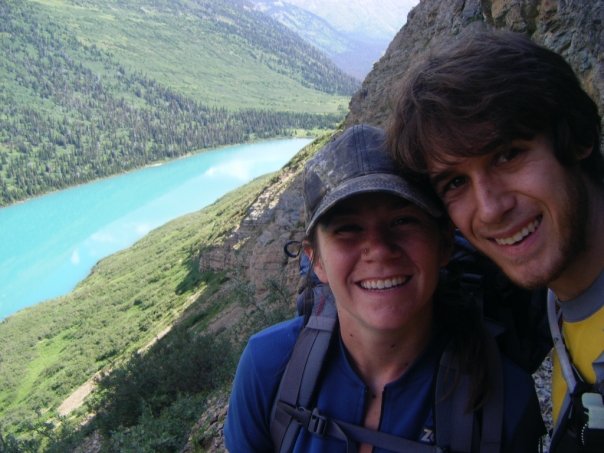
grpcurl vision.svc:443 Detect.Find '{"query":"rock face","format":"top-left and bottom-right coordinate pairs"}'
top-left (197, 149), bottom-right (312, 301)
top-left (346, 0), bottom-right (604, 131)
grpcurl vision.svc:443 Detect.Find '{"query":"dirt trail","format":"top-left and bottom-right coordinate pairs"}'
top-left (57, 325), bottom-right (172, 416)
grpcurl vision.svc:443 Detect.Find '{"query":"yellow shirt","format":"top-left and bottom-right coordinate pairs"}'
top-left (551, 290), bottom-right (604, 424)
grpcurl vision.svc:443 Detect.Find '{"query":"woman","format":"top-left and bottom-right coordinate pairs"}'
top-left (224, 124), bottom-right (545, 452)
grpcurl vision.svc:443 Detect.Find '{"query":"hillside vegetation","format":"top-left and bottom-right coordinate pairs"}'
top-left (0, 137), bottom-right (327, 450)
top-left (0, 0), bottom-right (356, 206)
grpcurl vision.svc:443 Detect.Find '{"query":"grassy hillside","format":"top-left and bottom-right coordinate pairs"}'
top-left (0, 136), bottom-right (327, 451)
top-left (30, 0), bottom-right (357, 111)
top-left (0, 0), bottom-right (355, 205)
top-left (0, 177), bottom-right (253, 434)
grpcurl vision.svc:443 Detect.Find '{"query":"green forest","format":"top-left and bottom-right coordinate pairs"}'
top-left (0, 0), bottom-right (357, 205)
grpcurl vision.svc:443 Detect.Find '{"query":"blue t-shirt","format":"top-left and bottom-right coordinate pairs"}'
top-left (224, 316), bottom-right (544, 452)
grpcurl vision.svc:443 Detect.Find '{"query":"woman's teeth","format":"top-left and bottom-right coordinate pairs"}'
top-left (360, 276), bottom-right (407, 290)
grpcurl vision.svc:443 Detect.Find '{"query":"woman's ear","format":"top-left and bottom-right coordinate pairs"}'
top-left (302, 243), bottom-right (314, 263)
top-left (303, 241), bottom-right (328, 283)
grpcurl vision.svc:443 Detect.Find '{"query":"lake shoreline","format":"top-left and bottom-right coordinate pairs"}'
top-left (1, 134), bottom-right (318, 210)
top-left (0, 137), bottom-right (313, 319)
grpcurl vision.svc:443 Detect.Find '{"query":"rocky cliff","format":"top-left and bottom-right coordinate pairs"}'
top-left (190, 0), bottom-right (603, 450)
top-left (204, 0), bottom-right (603, 300)
top-left (346, 0), bottom-right (604, 130)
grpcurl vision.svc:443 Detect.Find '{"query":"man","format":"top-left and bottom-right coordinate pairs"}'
top-left (388, 30), bottom-right (604, 452)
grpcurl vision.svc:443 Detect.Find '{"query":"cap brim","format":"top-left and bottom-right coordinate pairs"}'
top-left (305, 173), bottom-right (443, 235)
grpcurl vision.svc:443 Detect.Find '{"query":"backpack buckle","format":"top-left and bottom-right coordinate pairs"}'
top-left (582, 393), bottom-right (604, 430)
top-left (579, 392), bottom-right (604, 449)
top-left (306, 407), bottom-right (328, 436)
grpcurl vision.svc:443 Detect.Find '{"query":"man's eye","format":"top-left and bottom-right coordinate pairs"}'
top-left (441, 176), bottom-right (466, 195)
top-left (495, 147), bottom-right (521, 165)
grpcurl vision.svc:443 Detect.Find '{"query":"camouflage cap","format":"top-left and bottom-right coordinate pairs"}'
top-left (303, 124), bottom-right (443, 235)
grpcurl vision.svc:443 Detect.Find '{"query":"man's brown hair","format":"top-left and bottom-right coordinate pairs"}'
top-left (388, 30), bottom-right (602, 182)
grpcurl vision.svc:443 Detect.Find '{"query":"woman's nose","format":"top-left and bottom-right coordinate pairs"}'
top-left (362, 228), bottom-right (402, 259)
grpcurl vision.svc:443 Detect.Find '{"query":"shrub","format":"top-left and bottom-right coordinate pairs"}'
top-left (92, 328), bottom-right (237, 434)
top-left (106, 394), bottom-right (206, 453)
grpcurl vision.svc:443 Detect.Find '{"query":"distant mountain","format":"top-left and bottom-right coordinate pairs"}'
top-left (249, 0), bottom-right (418, 79)
top-left (0, 0), bottom-right (359, 206)
top-left (283, 0), bottom-right (416, 41)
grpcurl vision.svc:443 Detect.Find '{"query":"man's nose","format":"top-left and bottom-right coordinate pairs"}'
top-left (473, 176), bottom-right (514, 224)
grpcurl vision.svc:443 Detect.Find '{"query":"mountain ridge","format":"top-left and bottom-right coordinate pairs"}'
top-left (249, 0), bottom-right (418, 79)
top-left (345, 0), bottom-right (604, 130)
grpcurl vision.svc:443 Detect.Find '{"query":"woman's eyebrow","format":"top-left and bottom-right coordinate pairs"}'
top-left (331, 197), bottom-right (412, 216)
top-left (390, 198), bottom-right (412, 209)
top-left (321, 204), bottom-right (358, 222)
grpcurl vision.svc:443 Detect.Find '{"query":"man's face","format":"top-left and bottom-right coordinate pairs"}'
top-left (426, 134), bottom-right (588, 290)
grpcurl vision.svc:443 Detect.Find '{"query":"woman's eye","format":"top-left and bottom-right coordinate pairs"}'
top-left (392, 216), bottom-right (419, 226)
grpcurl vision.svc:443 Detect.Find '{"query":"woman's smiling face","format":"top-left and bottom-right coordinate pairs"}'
top-left (310, 193), bottom-right (450, 334)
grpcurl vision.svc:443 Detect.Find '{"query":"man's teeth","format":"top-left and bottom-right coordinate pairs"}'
top-left (360, 276), bottom-right (407, 290)
top-left (495, 219), bottom-right (540, 245)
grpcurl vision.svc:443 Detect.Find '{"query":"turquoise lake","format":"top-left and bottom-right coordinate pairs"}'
top-left (0, 138), bottom-right (312, 320)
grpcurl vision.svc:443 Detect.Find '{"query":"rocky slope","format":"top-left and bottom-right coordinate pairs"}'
top-left (346, 0), bottom-right (604, 129)
top-left (187, 0), bottom-right (603, 450)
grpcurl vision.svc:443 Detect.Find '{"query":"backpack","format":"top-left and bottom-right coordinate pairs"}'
top-left (442, 234), bottom-right (551, 374)
top-left (270, 286), bottom-right (504, 453)
top-left (547, 291), bottom-right (604, 453)
top-left (273, 232), bottom-right (550, 452)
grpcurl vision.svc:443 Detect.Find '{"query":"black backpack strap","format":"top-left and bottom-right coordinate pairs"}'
top-left (435, 334), bottom-right (503, 453)
top-left (435, 342), bottom-right (474, 451)
top-left (479, 333), bottom-right (504, 453)
top-left (275, 403), bottom-right (443, 453)
top-left (448, 231), bottom-right (551, 375)
top-left (270, 286), bottom-right (337, 453)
